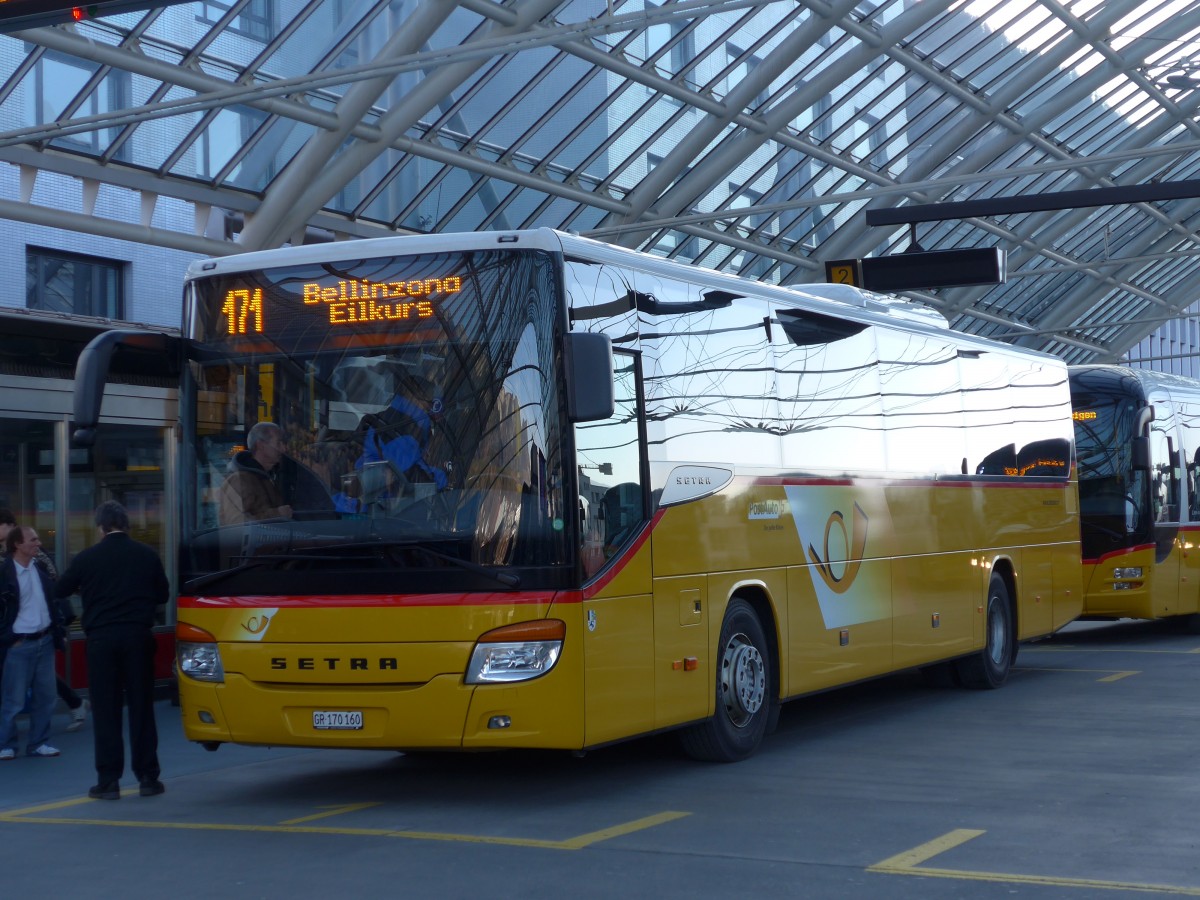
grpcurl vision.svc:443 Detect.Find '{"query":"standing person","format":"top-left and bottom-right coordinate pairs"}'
top-left (218, 421), bottom-right (294, 524)
top-left (0, 508), bottom-right (88, 732)
top-left (0, 525), bottom-right (64, 760)
top-left (55, 501), bottom-right (169, 800)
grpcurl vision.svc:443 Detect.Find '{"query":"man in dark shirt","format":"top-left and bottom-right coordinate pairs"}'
top-left (55, 501), bottom-right (169, 800)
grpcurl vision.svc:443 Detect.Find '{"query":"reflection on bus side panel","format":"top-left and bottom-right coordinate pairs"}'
top-left (78, 229), bottom-right (1082, 763)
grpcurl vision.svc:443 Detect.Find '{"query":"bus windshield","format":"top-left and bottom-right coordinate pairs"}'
top-left (180, 248), bottom-right (571, 595)
top-left (1073, 397), bottom-right (1149, 545)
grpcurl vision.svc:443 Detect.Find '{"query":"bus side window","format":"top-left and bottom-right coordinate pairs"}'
top-left (602, 483), bottom-right (642, 553)
top-left (1190, 451), bottom-right (1200, 520)
top-left (576, 351), bottom-right (645, 580)
top-left (1180, 402), bottom-right (1200, 521)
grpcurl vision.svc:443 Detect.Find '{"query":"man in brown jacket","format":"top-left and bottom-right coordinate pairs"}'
top-left (218, 422), bottom-right (293, 525)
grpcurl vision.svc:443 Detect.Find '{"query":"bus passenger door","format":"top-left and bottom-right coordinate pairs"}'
top-left (1149, 393), bottom-right (1182, 617)
top-left (1178, 400), bottom-right (1200, 616)
top-left (576, 352), bottom-right (655, 745)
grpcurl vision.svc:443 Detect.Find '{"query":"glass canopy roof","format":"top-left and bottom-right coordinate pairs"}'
top-left (3, 0), bottom-right (1200, 364)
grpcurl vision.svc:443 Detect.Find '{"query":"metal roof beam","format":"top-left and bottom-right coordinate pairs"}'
top-left (0, 197), bottom-right (230, 255)
top-left (457, 0), bottom-right (518, 26)
top-left (866, 179), bottom-right (1200, 226)
top-left (239, 0), bottom-right (565, 250)
top-left (0, 145), bottom-right (396, 240)
top-left (600, 0), bottom-right (868, 242)
top-left (632, 0), bottom-right (955, 247)
top-left (582, 135), bottom-right (1200, 238)
top-left (234, 0), bottom-right (458, 249)
top-left (9, 26), bottom-right (363, 141)
top-left (812, 0), bottom-right (1150, 261)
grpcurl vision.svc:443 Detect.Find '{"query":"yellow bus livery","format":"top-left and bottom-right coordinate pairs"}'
top-left (1071, 364), bottom-right (1200, 630)
top-left (76, 229), bottom-right (1083, 762)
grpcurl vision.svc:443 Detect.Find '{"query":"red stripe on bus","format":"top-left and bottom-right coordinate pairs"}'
top-left (750, 475), bottom-right (1069, 488)
top-left (1084, 528), bottom-right (1200, 564)
top-left (1081, 544), bottom-right (1154, 566)
top-left (581, 508), bottom-right (665, 600)
top-left (179, 508), bottom-right (662, 610)
top-left (178, 592), bottom-right (558, 609)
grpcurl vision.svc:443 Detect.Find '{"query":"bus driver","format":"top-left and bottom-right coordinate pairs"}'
top-left (218, 421), bottom-right (293, 524)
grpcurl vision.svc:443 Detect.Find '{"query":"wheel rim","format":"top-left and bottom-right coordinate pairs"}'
top-left (986, 595), bottom-right (1008, 666)
top-left (719, 631), bottom-right (766, 727)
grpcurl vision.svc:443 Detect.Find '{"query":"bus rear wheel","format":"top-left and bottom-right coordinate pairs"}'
top-left (680, 598), bottom-right (773, 763)
top-left (956, 573), bottom-right (1013, 689)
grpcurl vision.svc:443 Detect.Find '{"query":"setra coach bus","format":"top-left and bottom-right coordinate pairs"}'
top-left (1070, 364), bottom-right (1200, 631)
top-left (73, 228), bottom-right (1082, 762)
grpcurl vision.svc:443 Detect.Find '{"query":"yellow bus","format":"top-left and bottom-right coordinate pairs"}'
top-left (1071, 365), bottom-right (1200, 630)
top-left (75, 229), bottom-right (1082, 762)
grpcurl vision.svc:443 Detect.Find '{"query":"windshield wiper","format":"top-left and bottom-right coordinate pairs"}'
top-left (183, 553), bottom-right (341, 593)
top-left (407, 543), bottom-right (521, 588)
top-left (186, 541), bottom-right (521, 592)
top-left (311, 539), bottom-right (522, 589)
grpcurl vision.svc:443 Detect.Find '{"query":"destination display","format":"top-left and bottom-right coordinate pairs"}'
top-left (192, 255), bottom-right (470, 355)
top-left (219, 275), bottom-right (462, 338)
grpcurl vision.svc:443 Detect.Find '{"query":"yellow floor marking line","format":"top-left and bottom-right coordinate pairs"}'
top-left (556, 811), bottom-right (691, 849)
top-left (1016, 666), bottom-right (1140, 682)
top-left (280, 802), bottom-right (381, 825)
top-left (1097, 671), bottom-right (1139, 682)
top-left (869, 828), bottom-right (984, 869)
top-left (2, 797), bottom-right (93, 817)
top-left (871, 830), bottom-right (1200, 896)
top-left (0, 804), bottom-right (689, 850)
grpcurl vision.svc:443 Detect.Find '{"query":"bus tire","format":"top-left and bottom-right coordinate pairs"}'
top-left (956, 574), bottom-right (1013, 689)
top-left (680, 598), bottom-right (772, 763)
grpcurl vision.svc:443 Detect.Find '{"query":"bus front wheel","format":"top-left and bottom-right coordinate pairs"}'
top-left (680, 598), bottom-right (773, 763)
top-left (957, 574), bottom-right (1014, 689)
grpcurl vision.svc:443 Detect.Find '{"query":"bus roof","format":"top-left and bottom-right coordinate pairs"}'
top-left (185, 228), bottom-right (1057, 364)
top-left (1070, 364), bottom-right (1200, 402)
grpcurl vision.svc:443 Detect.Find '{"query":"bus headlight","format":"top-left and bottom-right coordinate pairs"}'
top-left (1112, 567), bottom-right (1143, 579)
top-left (465, 620), bottom-right (564, 684)
top-left (177, 635), bottom-right (225, 683)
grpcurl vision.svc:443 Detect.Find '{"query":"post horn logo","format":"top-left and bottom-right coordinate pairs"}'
top-left (243, 614), bottom-right (270, 635)
top-left (807, 502), bottom-right (869, 594)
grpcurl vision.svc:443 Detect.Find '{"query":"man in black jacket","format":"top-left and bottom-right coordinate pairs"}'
top-left (55, 501), bottom-right (169, 800)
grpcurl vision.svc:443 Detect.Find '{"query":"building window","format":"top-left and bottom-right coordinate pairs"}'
top-left (197, 105), bottom-right (270, 183)
top-left (29, 48), bottom-right (130, 161)
top-left (648, 18), bottom-right (696, 78)
top-left (727, 43), bottom-right (770, 111)
top-left (26, 248), bottom-right (124, 320)
top-left (198, 0), bottom-right (274, 41)
top-left (729, 183), bottom-right (770, 233)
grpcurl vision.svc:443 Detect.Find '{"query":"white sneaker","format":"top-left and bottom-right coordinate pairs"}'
top-left (27, 744), bottom-right (60, 757)
top-left (0, 748), bottom-right (14, 760)
top-left (67, 699), bottom-right (89, 732)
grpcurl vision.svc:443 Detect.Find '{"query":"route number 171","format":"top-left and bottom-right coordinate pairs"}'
top-left (221, 288), bottom-right (264, 335)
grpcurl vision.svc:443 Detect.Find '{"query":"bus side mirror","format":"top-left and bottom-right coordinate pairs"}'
top-left (1131, 436), bottom-right (1150, 472)
top-left (72, 330), bottom-right (179, 446)
top-left (564, 332), bottom-right (615, 423)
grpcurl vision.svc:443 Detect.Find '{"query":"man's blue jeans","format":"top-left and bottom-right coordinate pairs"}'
top-left (0, 633), bottom-right (56, 752)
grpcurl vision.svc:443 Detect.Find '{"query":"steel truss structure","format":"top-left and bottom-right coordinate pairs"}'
top-left (3, 0), bottom-right (1200, 362)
